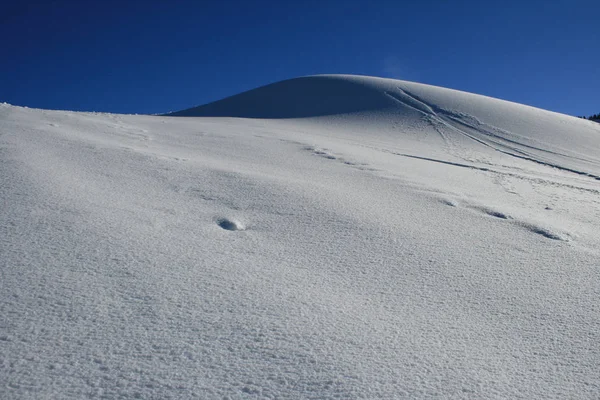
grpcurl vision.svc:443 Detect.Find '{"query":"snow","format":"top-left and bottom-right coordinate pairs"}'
top-left (1, 75), bottom-right (599, 398)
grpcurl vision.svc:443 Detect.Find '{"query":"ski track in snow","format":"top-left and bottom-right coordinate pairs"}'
top-left (386, 87), bottom-right (600, 181)
top-left (1, 76), bottom-right (600, 399)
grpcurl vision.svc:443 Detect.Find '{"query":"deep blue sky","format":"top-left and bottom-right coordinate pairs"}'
top-left (1, 0), bottom-right (598, 116)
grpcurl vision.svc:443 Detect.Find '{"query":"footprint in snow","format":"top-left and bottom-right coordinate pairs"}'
top-left (441, 199), bottom-right (457, 207)
top-left (448, 200), bottom-right (566, 240)
top-left (482, 209), bottom-right (510, 219)
top-left (217, 218), bottom-right (244, 231)
top-left (517, 222), bottom-right (565, 241)
top-left (304, 146), bottom-right (337, 160)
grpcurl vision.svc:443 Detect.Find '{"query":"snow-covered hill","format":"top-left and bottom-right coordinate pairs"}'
top-left (2, 75), bottom-right (599, 399)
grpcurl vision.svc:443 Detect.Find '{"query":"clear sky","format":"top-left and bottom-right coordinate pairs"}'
top-left (1, 0), bottom-right (598, 116)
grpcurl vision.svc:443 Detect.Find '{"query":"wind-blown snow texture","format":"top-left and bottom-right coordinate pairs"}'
top-left (2, 75), bottom-right (600, 399)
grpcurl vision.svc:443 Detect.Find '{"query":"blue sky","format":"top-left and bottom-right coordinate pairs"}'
top-left (1, 0), bottom-right (598, 116)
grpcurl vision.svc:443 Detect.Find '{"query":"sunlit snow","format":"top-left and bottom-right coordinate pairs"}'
top-left (2, 75), bottom-right (599, 398)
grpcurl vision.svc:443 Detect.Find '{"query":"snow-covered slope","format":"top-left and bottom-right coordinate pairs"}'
top-left (2, 75), bottom-right (600, 399)
top-left (172, 75), bottom-right (600, 180)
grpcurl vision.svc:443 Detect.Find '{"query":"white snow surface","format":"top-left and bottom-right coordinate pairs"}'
top-left (1, 75), bottom-right (600, 399)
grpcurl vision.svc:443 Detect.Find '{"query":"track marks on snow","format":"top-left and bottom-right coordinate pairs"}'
top-left (478, 207), bottom-right (510, 220)
top-left (301, 139), bottom-right (570, 242)
top-left (303, 145), bottom-right (375, 171)
top-left (517, 223), bottom-right (564, 241)
top-left (440, 198), bottom-right (566, 241)
top-left (440, 199), bottom-right (457, 207)
top-left (390, 87), bottom-right (600, 181)
top-left (389, 151), bottom-right (600, 195)
top-left (392, 152), bottom-right (493, 173)
top-left (304, 146), bottom-right (337, 160)
top-left (303, 143), bottom-right (567, 242)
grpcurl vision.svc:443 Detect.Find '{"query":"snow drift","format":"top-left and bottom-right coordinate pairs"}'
top-left (1, 75), bottom-right (600, 399)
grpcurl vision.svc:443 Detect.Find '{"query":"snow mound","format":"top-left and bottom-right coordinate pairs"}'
top-left (2, 75), bottom-right (600, 399)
